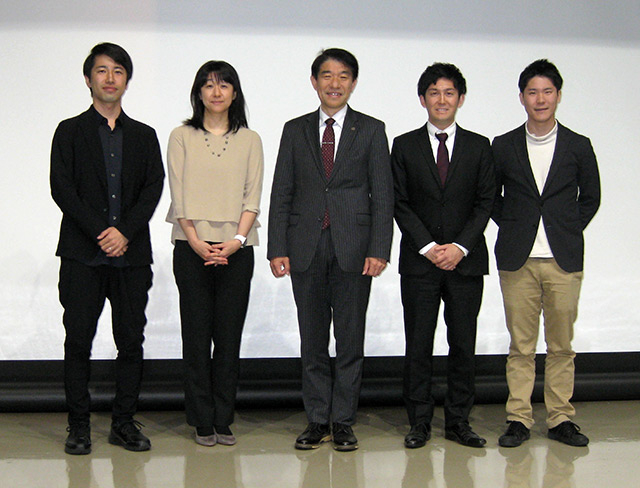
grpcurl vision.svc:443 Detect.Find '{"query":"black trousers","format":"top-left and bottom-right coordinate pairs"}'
top-left (290, 229), bottom-right (372, 425)
top-left (58, 258), bottom-right (152, 425)
top-left (173, 240), bottom-right (254, 428)
top-left (401, 270), bottom-right (483, 428)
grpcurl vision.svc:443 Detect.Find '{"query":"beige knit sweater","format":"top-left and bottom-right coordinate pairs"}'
top-left (166, 125), bottom-right (264, 245)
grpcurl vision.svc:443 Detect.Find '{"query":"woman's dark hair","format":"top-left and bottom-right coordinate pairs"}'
top-left (184, 60), bottom-right (248, 133)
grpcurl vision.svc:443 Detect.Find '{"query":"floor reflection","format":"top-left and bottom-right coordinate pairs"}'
top-left (0, 401), bottom-right (637, 488)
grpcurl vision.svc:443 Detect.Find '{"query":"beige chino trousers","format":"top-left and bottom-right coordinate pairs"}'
top-left (499, 258), bottom-right (583, 429)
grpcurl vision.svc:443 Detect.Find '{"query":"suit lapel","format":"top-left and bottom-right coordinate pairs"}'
top-left (302, 111), bottom-right (324, 178)
top-left (513, 124), bottom-right (540, 196)
top-left (415, 123), bottom-right (442, 188)
top-left (332, 107), bottom-right (357, 181)
top-left (447, 126), bottom-right (468, 186)
top-left (121, 112), bottom-right (134, 199)
top-left (79, 108), bottom-right (108, 192)
top-left (541, 123), bottom-right (568, 196)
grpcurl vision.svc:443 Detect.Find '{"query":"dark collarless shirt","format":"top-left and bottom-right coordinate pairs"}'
top-left (87, 106), bottom-right (127, 267)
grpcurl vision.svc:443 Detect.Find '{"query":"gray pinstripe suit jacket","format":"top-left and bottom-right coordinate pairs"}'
top-left (268, 106), bottom-right (394, 273)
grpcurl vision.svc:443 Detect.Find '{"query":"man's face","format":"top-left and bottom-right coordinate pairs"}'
top-left (310, 59), bottom-right (357, 116)
top-left (420, 78), bottom-right (464, 130)
top-left (519, 75), bottom-right (561, 127)
top-left (85, 54), bottom-right (128, 105)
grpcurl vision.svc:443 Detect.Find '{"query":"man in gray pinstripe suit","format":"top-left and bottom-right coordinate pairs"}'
top-left (268, 48), bottom-right (394, 451)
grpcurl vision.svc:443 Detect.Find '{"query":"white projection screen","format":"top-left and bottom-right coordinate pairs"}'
top-left (0, 1), bottom-right (638, 360)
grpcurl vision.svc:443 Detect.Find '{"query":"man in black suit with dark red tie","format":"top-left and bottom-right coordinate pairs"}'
top-left (391, 63), bottom-right (495, 448)
top-left (268, 48), bottom-right (394, 451)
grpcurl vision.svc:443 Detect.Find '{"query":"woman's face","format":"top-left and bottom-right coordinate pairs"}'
top-left (199, 73), bottom-right (235, 117)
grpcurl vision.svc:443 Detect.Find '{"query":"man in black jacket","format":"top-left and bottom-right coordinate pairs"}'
top-left (50, 43), bottom-right (164, 455)
top-left (492, 59), bottom-right (600, 448)
top-left (268, 48), bottom-right (394, 451)
top-left (391, 63), bottom-right (494, 449)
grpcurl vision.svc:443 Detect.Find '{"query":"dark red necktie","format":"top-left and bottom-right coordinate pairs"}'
top-left (436, 132), bottom-right (449, 186)
top-left (321, 118), bottom-right (335, 229)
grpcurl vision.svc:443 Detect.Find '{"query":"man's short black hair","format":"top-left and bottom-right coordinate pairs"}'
top-left (417, 63), bottom-right (467, 97)
top-left (83, 42), bottom-right (133, 82)
top-left (518, 59), bottom-right (563, 93)
top-left (311, 48), bottom-right (359, 80)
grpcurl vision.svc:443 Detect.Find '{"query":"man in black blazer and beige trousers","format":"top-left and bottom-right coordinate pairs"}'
top-left (493, 60), bottom-right (600, 448)
top-left (391, 63), bottom-right (494, 449)
top-left (50, 43), bottom-right (164, 455)
top-left (268, 48), bottom-right (394, 451)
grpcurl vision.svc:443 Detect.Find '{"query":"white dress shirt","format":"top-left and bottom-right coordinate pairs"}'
top-left (418, 121), bottom-right (468, 258)
top-left (318, 105), bottom-right (348, 157)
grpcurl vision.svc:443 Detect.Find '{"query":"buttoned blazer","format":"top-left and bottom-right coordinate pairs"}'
top-left (491, 123), bottom-right (600, 273)
top-left (50, 107), bottom-right (165, 266)
top-left (391, 124), bottom-right (495, 276)
top-left (267, 106), bottom-right (394, 273)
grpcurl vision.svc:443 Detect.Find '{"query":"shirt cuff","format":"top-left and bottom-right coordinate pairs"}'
top-left (453, 242), bottom-right (469, 256)
top-left (419, 242), bottom-right (436, 256)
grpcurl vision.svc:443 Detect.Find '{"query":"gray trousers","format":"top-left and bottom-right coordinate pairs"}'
top-left (291, 229), bottom-right (372, 425)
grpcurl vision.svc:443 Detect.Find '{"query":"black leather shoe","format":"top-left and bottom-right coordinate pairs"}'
top-left (548, 421), bottom-right (589, 446)
top-left (445, 422), bottom-right (486, 448)
top-left (404, 423), bottom-right (431, 449)
top-left (65, 424), bottom-right (91, 455)
top-left (499, 421), bottom-right (530, 448)
top-left (332, 423), bottom-right (358, 451)
top-left (109, 420), bottom-right (151, 452)
top-left (294, 423), bottom-right (331, 450)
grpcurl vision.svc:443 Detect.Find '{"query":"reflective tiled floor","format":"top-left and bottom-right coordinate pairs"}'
top-left (0, 401), bottom-right (638, 487)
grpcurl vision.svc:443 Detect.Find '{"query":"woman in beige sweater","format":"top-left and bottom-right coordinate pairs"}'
top-left (167, 61), bottom-right (263, 447)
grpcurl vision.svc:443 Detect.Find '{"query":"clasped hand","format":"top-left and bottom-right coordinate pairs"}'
top-left (189, 238), bottom-right (242, 266)
top-left (425, 244), bottom-right (463, 271)
top-left (97, 227), bottom-right (128, 257)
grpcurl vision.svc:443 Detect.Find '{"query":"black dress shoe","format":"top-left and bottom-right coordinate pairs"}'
top-left (332, 423), bottom-right (358, 451)
top-left (445, 422), bottom-right (486, 448)
top-left (65, 424), bottom-right (91, 455)
top-left (109, 420), bottom-right (151, 452)
top-left (548, 421), bottom-right (589, 447)
top-left (404, 423), bottom-right (431, 449)
top-left (294, 423), bottom-right (331, 450)
top-left (499, 421), bottom-right (531, 448)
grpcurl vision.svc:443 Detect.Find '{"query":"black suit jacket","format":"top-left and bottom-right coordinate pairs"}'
top-left (268, 107), bottom-right (394, 273)
top-left (492, 123), bottom-right (600, 273)
top-left (391, 124), bottom-right (495, 276)
top-left (50, 107), bottom-right (165, 266)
